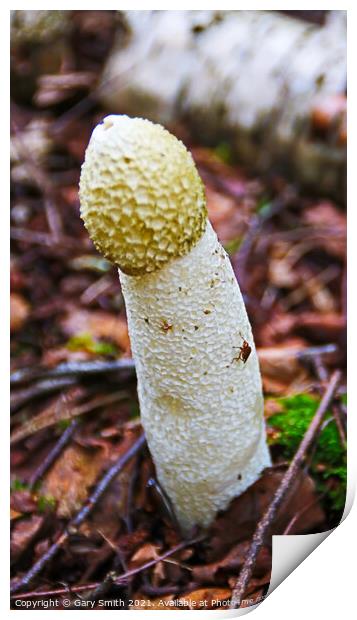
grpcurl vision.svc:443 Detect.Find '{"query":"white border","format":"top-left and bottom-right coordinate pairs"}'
top-left (3, 3), bottom-right (355, 619)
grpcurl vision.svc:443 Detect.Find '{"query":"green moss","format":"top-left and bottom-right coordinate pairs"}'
top-left (223, 237), bottom-right (242, 256)
top-left (37, 494), bottom-right (56, 513)
top-left (11, 478), bottom-right (29, 492)
top-left (56, 418), bottom-right (72, 432)
top-left (256, 197), bottom-right (273, 216)
top-left (269, 394), bottom-right (347, 512)
top-left (66, 332), bottom-right (118, 357)
top-left (214, 141), bottom-right (234, 164)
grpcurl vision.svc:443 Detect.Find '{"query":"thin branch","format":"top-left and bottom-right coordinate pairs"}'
top-left (10, 433), bottom-right (146, 595)
top-left (11, 358), bottom-right (135, 387)
top-left (332, 403), bottom-right (347, 448)
top-left (11, 535), bottom-right (202, 600)
top-left (230, 370), bottom-right (341, 609)
top-left (28, 419), bottom-right (80, 489)
top-left (11, 377), bottom-right (77, 412)
top-left (11, 117), bottom-right (64, 241)
top-left (312, 355), bottom-right (346, 447)
top-left (11, 347), bottom-right (335, 389)
top-left (11, 390), bottom-right (127, 444)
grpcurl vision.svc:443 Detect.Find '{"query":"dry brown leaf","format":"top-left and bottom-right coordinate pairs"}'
top-left (10, 292), bottom-right (30, 333)
top-left (258, 341), bottom-right (307, 381)
top-left (11, 515), bottom-right (44, 563)
top-left (207, 469), bottom-right (325, 560)
top-left (302, 202), bottom-right (346, 259)
top-left (298, 312), bottom-right (346, 341)
top-left (129, 542), bottom-right (160, 567)
top-left (41, 444), bottom-right (105, 518)
top-left (11, 490), bottom-right (37, 514)
top-left (192, 541), bottom-right (270, 585)
top-left (117, 528), bottom-right (150, 558)
top-left (268, 241), bottom-right (300, 288)
top-left (10, 509), bottom-right (22, 521)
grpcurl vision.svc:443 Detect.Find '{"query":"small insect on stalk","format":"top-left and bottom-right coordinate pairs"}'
top-left (232, 332), bottom-right (252, 364)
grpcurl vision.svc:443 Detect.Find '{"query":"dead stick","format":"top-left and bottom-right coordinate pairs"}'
top-left (11, 536), bottom-right (203, 600)
top-left (11, 377), bottom-right (77, 412)
top-left (28, 419), bottom-right (80, 489)
top-left (332, 403), bottom-right (347, 448)
top-left (10, 433), bottom-right (146, 595)
top-left (230, 370), bottom-right (341, 609)
top-left (312, 355), bottom-right (346, 447)
top-left (11, 359), bottom-right (135, 386)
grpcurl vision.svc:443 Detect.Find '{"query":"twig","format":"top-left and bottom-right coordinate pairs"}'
top-left (80, 275), bottom-right (113, 305)
top-left (230, 370), bottom-right (341, 609)
top-left (11, 359), bottom-right (135, 387)
top-left (28, 419), bottom-right (80, 489)
top-left (11, 117), bottom-right (63, 241)
top-left (147, 477), bottom-right (182, 534)
top-left (332, 403), bottom-right (347, 448)
top-left (11, 390), bottom-right (127, 444)
top-left (312, 354), bottom-right (330, 383)
top-left (11, 534), bottom-right (202, 599)
top-left (296, 344), bottom-right (337, 360)
top-left (10, 433), bottom-right (146, 595)
top-left (10, 226), bottom-right (84, 250)
top-left (11, 377), bottom-right (77, 412)
top-left (312, 355), bottom-right (346, 447)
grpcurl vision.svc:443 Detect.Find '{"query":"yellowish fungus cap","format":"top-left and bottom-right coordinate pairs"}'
top-left (79, 115), bottom-right (207, 275)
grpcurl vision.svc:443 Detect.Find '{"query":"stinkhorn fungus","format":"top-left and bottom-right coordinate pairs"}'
top-left (79, 115), bottom-right (271, 532)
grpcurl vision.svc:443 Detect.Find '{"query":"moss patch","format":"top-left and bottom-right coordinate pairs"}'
top-left (268, 394), bottom-right (347, 513)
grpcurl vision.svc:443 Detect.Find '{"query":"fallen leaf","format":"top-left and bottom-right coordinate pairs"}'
top-left (10, 293), bottom-right (30, 332)
top-left (207, 469), bottom-right (325, 560)
top-left (41, 444), bottom-right (105, 518)
top-left (11, 489), bottom-right (37, 514)
top-left (11, 515), bottom-right (44, 563)
top-left (298, 312), bottom-right (346, 342)
top-left (258, 341), bottom-right (308, 382)
top-left (302, 202), bottom-right (346, 259)
top-left (129, 542), bottom-right (161, 568)
top-left (192, 541), bottom-right (270, 585)
top-left (117, 528), bottom-right (150, 558)
top-left (10, 509), bottom-right (22, 521)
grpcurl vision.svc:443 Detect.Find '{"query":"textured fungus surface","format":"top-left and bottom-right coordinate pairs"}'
top-left (79, 115), bottom-right (207, 275)
top-left (80, 115), bottom-right (270, 530)
top-left (120, 223), bottom-right (271, 530)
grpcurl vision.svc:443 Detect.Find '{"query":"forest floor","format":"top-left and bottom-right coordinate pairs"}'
top-left (10, 11), bottom-right (346, 610)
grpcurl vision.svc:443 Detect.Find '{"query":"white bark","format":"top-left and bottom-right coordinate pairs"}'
top-left (100, 10), bottom-right (346, 196)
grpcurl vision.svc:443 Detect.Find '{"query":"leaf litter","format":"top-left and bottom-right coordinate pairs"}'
top-left (10, 10), bottom-right (346, 610)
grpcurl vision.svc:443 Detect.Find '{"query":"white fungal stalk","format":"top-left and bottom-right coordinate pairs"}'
top-left (80, 115), bottom-right (271, 532)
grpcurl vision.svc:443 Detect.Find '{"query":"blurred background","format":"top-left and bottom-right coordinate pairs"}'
top-left (10, 10), bottom-right (347, 609)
